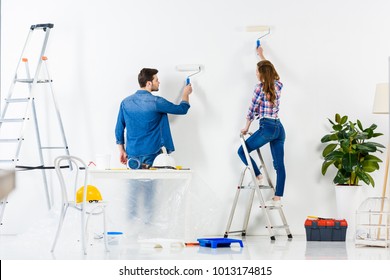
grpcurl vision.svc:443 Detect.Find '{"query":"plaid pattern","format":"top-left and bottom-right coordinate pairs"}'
top-left (246, 80), bottom-right (283, 121)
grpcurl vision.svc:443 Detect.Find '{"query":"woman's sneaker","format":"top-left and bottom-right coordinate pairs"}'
top-left (265, 199), bottom-right (282, 207)
top-left (256, 175), bottom-right (264, 186)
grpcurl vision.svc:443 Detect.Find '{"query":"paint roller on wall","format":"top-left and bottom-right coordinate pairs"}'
top-left (246, 25), bottom-right (271, 48)
top-left (176, 64), bottom-right (202, 85)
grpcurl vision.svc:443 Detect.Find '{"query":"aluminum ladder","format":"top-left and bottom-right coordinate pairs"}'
top-left (224, 133), bottom-right (292, 240)
top-left (0, 24), bottom-right (70, 227)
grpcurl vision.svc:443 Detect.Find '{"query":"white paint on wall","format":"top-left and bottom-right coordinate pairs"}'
top-left (1, 0), bottom-right (390, 235)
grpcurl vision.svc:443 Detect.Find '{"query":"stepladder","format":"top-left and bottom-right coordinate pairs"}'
top-left (0, 24), bottom-right (71, 227)
top-left (224, 133), bottom-right (292, 240)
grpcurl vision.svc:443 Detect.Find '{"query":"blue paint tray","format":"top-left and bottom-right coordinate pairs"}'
top-left (197, 238), bottom-right (243, 248)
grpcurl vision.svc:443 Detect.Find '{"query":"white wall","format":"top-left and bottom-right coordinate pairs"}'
top-left (1, 0), bottom-right (390, 236)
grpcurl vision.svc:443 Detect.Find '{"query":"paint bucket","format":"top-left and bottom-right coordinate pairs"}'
top-left (107, 231), bottom-right (123, 246)
top-left (95, 154), bottom-right (111, 170)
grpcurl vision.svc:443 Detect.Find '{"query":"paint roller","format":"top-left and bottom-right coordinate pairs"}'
top-left (246, 25), bottom-right (270, 48)
top-left (176, 64), bottom-right (201, 85)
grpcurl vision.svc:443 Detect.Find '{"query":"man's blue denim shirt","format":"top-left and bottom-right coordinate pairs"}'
top-left (115, 90), bottom-right (190, 156)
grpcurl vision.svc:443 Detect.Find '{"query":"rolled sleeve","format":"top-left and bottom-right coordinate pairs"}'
top-left (115, 103), bottom-right (126, 145)
top-left (156, 97), bottom-right (190, 115)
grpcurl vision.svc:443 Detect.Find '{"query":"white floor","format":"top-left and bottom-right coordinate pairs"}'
top-left (2, 218), bottom-right (390, 280)
top-left (1, 230), bottom-right (389, 260)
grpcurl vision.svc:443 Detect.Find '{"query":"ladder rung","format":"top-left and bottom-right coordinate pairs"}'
top-left (225, 230), bottom-right (245, 234)
top-left (0, 159), bottom-right (16, 163)
top-left (260, 205), bottom-right (282, 209)
top-left (239, 185), bottom-right (273, 190)
top-left (0, 118), bottom-right (25, 123)
top-left (40, 146), bottom-right (67, 150)
top-left (5, 98), bottom-right (30, 103)
top-left (259, 185), bottom-right (273, 189)
top-left (239, 185), bottom-right (255, 189)
top-left (15, 79), bottom-right (52, 83)
top-left (0, 138), bottom-right (23, 143)
top-left (266, 225), bottom-right (289, 230)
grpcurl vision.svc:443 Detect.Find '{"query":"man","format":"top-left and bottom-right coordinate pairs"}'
top-left (115, 68), bottom-right (192, 224)
top-left (115, 68), bottom-right (192, 167)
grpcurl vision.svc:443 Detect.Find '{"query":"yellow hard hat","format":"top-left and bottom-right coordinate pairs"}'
top-left (76, 185), bottom-right (103, 203)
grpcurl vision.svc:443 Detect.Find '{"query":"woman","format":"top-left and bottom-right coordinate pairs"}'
top-left (238, 46), bottom-right (286, 207)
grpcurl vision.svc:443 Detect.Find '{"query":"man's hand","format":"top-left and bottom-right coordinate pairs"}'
top-left (182, 84), bottom-right (192, 102)
top-left (118, 144), bottom-right (128, 165)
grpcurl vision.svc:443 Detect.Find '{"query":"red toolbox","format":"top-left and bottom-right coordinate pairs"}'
top-left (304, 218), bottom-right (347, 241)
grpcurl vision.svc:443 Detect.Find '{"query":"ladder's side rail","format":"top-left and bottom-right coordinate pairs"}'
top-left (239, 133), bottom-right (276, 238)
top-left (241, 168), bottom-right (257, 235)
top-left (14, 29), bottom-right (51, 160)
top-left (13, 59), bottom-right (33, 160)
top-left (0, 29), bottom-right (34, 125)
top-left (0, 197), bottom-right (8, 227)
top-left (224, 169), bottom-right (247, 236)
top-left (255, 148), bottom-right (274, 189)
top-left (42, 60), bottom-right (71, 158)
top-left (239, 134), bottom-right (261, 191)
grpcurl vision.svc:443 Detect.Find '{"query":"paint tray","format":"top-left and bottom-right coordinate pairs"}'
top-left (197, 238), bottom-right (243, 248)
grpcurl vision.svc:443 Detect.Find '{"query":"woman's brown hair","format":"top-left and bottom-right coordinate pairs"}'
top-left (257, 60), bottom-right (280, 105)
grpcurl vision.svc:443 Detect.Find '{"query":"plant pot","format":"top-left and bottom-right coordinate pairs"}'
top-left (334, 185), bottom-right (363, 239)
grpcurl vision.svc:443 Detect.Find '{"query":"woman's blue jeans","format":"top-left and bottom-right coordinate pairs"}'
top-left (237, 118), bottom-right (286, 197)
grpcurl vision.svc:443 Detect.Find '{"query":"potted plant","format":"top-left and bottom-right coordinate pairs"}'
top-left (321, 113), bottom-right (385, 187)
top-left (320, 113), bottom-right (385, 233)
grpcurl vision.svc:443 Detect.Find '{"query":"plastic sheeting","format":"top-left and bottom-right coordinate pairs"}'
top-left (86, 170), bottom-right (221, 242)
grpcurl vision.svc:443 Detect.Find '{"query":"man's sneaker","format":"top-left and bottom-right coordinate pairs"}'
top-left (264, 199), bottom-right (282, 207)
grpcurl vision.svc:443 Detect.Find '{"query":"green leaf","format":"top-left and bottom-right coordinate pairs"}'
top-left (321, 160), bottom-right (335, 175)
top-left (340, 116), bottom-right (348, 125)
top-left (334, 170), bottom-right (349, 185)
top-left (355, 132), bottom-right (369, 140)
top-left (356, 171), bottom-right (374, 186)
top-left (321, 133), bottom-right (338, 143)
top-left (368, 124), bottom-right (378, 131)
top-left (372, 133), bottom-right (384, 138)
top-left (365, 142), bottom-right (385, 149)
top-left (332, 124), bottom-right (343, 131)
top-left (355, 144), bottom-right (376, 153)
top-left (357, 119), bottom-right (363, 131)
top-left (342, 153), bottom-right (358, 172)
top-left (328, 118), bottom-right (335, 126)
top-left (335, 113), bottom-right (341, 123)
top-left (349, 121), bottom-right (355, 130)
top-left (363, 155), bottom-right (382, 162)
top-left (367, 173), bottom-right (375, 187)
top-left (362, 161), bottom-right (380, 172)
top-left (322, 144), bottom-right (338, 157)
top-left (325, 150), bottom-right (344, 161)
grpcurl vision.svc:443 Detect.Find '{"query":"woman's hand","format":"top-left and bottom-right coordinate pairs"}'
top-left (256, 46), bottom-right (266, 60)
top-left (241, 128), bottom-right (249, 135)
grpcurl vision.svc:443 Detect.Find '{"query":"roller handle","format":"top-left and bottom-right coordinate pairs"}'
top-left (186, 77), bottom-right (191, 85)
top-left (256, 39), bottom-right (261, 48)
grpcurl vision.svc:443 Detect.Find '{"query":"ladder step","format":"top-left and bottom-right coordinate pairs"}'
top-left (0, 138), bottom-right (23, 143)
top-left (40, 146), bottom-right (68, 150)
top-left (5, 98), bottom-right (30, 103)
top-left (260, 205), bottom-right (282, 209)
top-left (0, 118), bottom-right (26, 123)
top-left (15, 79), bottom-right (52, 83)
top-left (0, 159), bottom-right (16, 163)
top-left (30, 23), bottom-right (54, 30)
top-left (266, 225), bottom-right (290, 230)
top-left (259, 185), bottom-right (273, 189)
top-left (239, 184), bottom-right (273, 190)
